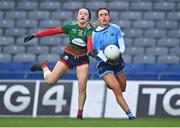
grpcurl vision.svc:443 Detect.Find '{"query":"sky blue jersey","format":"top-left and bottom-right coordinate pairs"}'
top-left (92, 23), bottom-right (124, 51)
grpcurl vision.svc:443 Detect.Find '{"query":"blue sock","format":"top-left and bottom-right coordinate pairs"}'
top-left (126, 109), bottom-right (134, 118)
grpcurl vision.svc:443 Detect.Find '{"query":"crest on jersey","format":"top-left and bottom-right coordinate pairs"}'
top-left (111, 33), bottom-right (114, 36)
top-left (72, 38), bottom-right (86, 47)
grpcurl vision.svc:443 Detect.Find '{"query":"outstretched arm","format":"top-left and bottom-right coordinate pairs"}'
top-left (24, 27), bottom-right (63, 42)
top-left (34, 27), bottom-right (63, 37)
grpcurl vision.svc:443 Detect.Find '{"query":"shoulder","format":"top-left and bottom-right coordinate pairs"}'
top-left (63, 21), bottom-right (77, 27)
top-left (94, 25), bottom-right (105, 32)
top-left (62, 22), bottom-right (78, 33)
top-left (92, 26), bottom-right (102, 36)
top-left (85, 23), bottom-right (94, 34)
top-left (110, 23), bottom-right (124, 35)
top-left (95, 26), bottom-right (102, 31)
top-left (110, 23), bottom-right (121, 30)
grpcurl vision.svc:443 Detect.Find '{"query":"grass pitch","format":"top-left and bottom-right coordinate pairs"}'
top-left (0, 117), bottom-right (179, 127)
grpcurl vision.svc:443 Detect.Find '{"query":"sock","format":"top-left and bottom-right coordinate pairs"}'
top-left (43, 69), bottom-right (51, 79)
top-left (77, 109), bottom-right (83, 119)
top-left (126, 109), bottom-right (134, 118)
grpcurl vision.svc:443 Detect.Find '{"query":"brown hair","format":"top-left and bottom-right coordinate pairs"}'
top-left (96, 8), bottom-right (110, 18)
top-left (78, 8), bottom-right (91, 20)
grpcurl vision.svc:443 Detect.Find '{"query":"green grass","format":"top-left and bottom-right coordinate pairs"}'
top-left (0, 117), bottom-right (179, 127)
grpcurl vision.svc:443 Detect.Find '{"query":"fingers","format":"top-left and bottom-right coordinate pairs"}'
top-left (24, 35), bottom-right (35, 43)
top-left (106, 59), bottom-right (119, 66)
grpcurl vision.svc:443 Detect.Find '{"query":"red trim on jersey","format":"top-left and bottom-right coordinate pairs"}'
top-left (34, 27), bottom-right (63, 37)
top-left (87, 35), bottom-right (93, 52)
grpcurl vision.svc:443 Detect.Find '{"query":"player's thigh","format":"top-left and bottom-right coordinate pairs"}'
top-left (103, 73), bottom-right (121, 90)
top-left (76, 64), bottom-right (88, 85)
top-left (50, 60), bottom-right (70, 81)
top-left (116, 72), bottom-right (127, 91)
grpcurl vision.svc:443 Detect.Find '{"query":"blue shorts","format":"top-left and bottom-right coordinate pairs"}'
top-left (96, 56), bottom-right (125, 78)
top-left (60, 52), bottom-right (89, 69)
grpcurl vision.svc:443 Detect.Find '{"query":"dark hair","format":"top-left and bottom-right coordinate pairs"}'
top-left (96, 8), bottom-right (110, 18)
top-left (78, 8), bottom-right (91, 20)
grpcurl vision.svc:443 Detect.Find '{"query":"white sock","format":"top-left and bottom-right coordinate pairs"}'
top-left (43, 70), bottom-right (51, 79)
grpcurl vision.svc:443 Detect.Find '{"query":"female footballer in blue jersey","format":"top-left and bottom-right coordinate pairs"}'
top-left (89, 8), bottom-right (135, 120)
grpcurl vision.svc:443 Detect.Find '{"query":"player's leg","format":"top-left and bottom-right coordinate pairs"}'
top-left (31, 60), bottom-right (70, 85)
top-left (103, 73), bottom-right (129, 112)
top-left (43, 60), bottom-right (70, 85)
top-left (103, 73), bottom-right (135, 120)
top-left (76, 64), bottom-right (88, 119)
top-left (31, 52), bottom-right (74, 85)
top-left (116, 72), bottom-right (127, 92)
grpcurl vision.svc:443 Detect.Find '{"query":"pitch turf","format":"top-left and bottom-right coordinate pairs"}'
top-left (0, 117), bottom-right (179, 127)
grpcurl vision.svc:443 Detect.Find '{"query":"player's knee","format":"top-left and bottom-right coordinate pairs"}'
top-left (78, 83), bottom-right (86, 94)
top-left (79, 76), bottom-right (87, 84)
top-left (79, 85), bottom-right (86, 93)
top-left (112, 85), bottom-right (122, 94)
top-left (78, 80), bottom-right (87, 92)
top-left (46, 79), bottom-right (57, 86)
